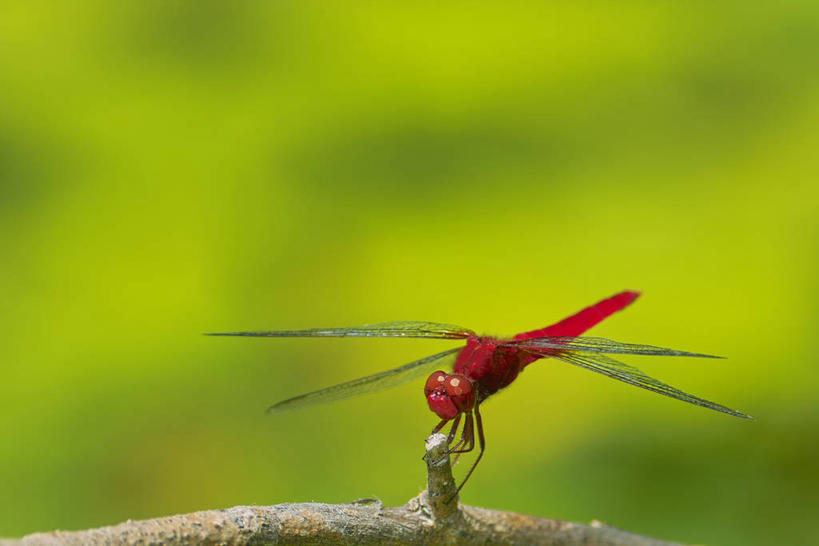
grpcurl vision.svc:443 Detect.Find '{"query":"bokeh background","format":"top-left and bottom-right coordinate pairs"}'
top-left (2, 2), bottom-right (817, 544)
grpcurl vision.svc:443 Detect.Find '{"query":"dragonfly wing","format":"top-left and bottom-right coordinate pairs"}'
top-left (206, 321), bottom-right (475, 340)
top-left (525, 348), bottom-right (751, 419)
top-left (267, 347), bottom-right (461, 414)
top-left (510, 336), bottom-right (721, 358)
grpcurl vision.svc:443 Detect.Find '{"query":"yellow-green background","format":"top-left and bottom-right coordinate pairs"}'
top-left (1, 2), bottom-right (817, 544)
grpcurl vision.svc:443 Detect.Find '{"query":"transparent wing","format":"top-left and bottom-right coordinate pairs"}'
top-left (206, 321), bottom-right (475, 340)
top-left (267, 347), bottom-right (461, 414)
top-left (528, 348), bottom-right (751, 419)
top-left (509, 336), bottom-right (720, 358)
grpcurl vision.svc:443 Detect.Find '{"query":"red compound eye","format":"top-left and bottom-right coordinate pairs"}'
top-left (444, 374), bottom-right (474, 412)
top-left (424, 371), bottom-right (448, 397)
top-left (424, 371), bottom-right (474, 419)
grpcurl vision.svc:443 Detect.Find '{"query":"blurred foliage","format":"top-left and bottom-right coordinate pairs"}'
top-left (1, 1), bottom-right (818, 544)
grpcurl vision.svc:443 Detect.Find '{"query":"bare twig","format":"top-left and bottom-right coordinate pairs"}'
top-left (1, 434), bottom-right (684, 545)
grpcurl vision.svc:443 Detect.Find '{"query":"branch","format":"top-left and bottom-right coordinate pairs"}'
top-left (2, 434), bottom-right (684, 545)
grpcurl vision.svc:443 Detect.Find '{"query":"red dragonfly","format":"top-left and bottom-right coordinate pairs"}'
top-left (208, 291), bottom-right (751, 496)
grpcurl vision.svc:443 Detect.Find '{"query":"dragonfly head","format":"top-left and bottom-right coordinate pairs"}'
top-left (424, 371), bottom-right (475, 420)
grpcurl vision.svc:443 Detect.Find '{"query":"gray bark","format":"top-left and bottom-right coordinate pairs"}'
top-left (1, 434), bottom-right (683, 545)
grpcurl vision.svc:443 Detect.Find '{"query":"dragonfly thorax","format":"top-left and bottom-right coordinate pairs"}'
top-left (452, 336), bottom-right (527, 396)
top-left (424, 371), bottom-right (475, 420)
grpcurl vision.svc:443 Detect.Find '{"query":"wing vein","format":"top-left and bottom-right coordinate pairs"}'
top-left (267, 347), bottom-right (462, 414)
top-left (206, 321), bottom-right (475, 340)
top-left (525, 349), bottom-right (751, 419)
top-left (510, 336), bottom-right (721, 358)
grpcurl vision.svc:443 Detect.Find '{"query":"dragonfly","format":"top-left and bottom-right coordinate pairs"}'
top-left (207, 291), bottom-right (751, 497)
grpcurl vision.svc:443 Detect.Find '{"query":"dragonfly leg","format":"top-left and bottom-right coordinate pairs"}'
top-left (424, 419), bottom-right (449, 462)
top-left (431, 419), bottom-right (448, 435)
top-left (445, 414), bottom-right (462, 446)
top-left (426, 417), bottom-right (460, 462)
top-left (447, 404), bottom-right (485, 503)
top-left (448, 411), bottom-right (475, 467)
top-left (447, 412), bottom-right (472, 454)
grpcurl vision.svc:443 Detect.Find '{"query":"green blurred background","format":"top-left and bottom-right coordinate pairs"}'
top-left (1, 2), bottom-right (817, 544)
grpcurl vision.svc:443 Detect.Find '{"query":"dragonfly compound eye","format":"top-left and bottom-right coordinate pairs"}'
top-left (425, 371), bottom-right (460, 420)
top-left (424, 371), bottom-right (448, 397)
top-left (443, 374), bottom-right (475, 412)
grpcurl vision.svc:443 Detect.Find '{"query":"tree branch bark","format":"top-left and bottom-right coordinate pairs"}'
top-left (1, 434), bottom-right (684, 545)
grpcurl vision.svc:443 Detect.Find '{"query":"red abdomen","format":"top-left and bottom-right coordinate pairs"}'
top-left (514, 291), bottom-right (640, 340)
top-left (452, 291), bottom-right (641, 398)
